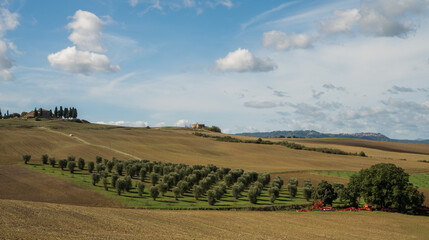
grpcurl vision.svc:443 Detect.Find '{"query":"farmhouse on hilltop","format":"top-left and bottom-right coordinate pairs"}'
top-left (22, 109), bottom-right (51, 119)
top-left (191, 123), bottom-right (205, 129)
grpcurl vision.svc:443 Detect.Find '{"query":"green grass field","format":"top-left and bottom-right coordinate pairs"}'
top-left (23, 163), bottom-right (317, 209)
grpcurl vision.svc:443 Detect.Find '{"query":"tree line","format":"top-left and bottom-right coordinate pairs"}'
top-left (0, 106), bottom-right (78, 119)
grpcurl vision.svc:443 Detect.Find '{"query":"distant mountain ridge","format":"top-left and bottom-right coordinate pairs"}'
top-left (235, 130), bottom-right (429, 144)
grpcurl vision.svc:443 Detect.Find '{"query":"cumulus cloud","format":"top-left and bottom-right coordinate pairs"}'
top-left (0, 8), bottom-right (18, 36)
top-left (175, 119), bottom-right (189, 127)
top-left (215, 48), bottom-right (276, 72)
top-left (48, 10), bottom-right (119, 75)
top-left (0, 39), bottom-right (13, 81)
top-left (96, 120), bottom-right (149, 127)
top-left (67, 10), bottom-right (104, 52)
top-left (244, 101), bottom-right (277, 109)
top-left (319, 0), bottom-right (429, 37)
top-left (47, 46), bottom-right (120, 75)
top-left (0, 8), bottom-right (18, 81)
top-left (312, 90), bottom-right (324, 99)
top-left (262, 31), bottom-right (314, 51)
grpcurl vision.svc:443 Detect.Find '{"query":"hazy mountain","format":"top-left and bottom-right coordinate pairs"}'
top-left (236, 130), bottom-right (429, 144)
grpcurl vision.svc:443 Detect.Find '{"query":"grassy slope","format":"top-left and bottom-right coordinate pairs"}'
top-left (2, 119), bottom-right (429, 173)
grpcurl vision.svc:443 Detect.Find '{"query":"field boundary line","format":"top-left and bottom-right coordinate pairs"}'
top-left (38, 127), bottom-right (141, 160)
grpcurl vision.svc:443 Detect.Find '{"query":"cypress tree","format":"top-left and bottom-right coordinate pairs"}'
top-left (59, 106), bottom-right (63, 118)
top-left (64, 108), bottom-right (69, 119)
top-left (54, 107), bottom-right (58, 118)
top-left (34, 107), bottom-right (38, 117)
top-left (49, 109), bottom-right (53, 117)
top-left (0, 109), bottom-right (2, 119)
top-left (73, 108), bottom-right (78, 118)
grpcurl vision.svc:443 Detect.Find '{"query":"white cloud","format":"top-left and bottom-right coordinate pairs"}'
top-left (155, 122), bottom-right (166, 127)
top-left (183, 0), bottom-right (195, 8)
top-left (129, 0), bottom-right (139, 7)
top-left (217, 0), bottom-right (233, 8)
top-left (67, 10), bottom-right (105, 52)
top-left (215, 48), bottom-right (276, 72)
top-left (47, 46), bottom-right (120, 74)
top-left (319, 0), bottom-right (429, 37)
top-left (0, 39), bottom-right (12, 81)
top-left (96, 120), bottom-right (149, 127)
top-left (49, 10), bottom-right (119, 75)
top-left (0, 8), bottom-right (18, 37)
top-left (262, 31), bottom-right (314, 51)
top-left (0, 7), bottom-right (18, 81)
top-left (244, 101), bottom-right (277, 109)
top-left (175, 119), bottom-right (189, 127)
top-left (319, 9), bottom-right (361, 34)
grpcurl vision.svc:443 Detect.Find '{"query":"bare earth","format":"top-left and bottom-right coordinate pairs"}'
top-left (0, 165), bottom-right (123, 208)
top-left (1, 199), bottom-right (429, 240)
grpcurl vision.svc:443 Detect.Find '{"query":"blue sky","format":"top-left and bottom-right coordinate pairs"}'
top-left (1, 0), bottom-right (429, 139)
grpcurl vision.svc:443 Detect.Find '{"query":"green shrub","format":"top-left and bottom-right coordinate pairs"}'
top-left (91, 173), bottom-right (101, 186)
top-left (359, 151), bottom-right (367, 157)
top-left (173, 187), bottom-right (180, 200)
top-left (288, 184), bottom-right (297, 197)
top-left (139, 168), bottom-right (147, 182)
top-left (314, 180), bottom-right (337, 206)
top-left (78, 157), bottom-right (85, 170)
top-left (22, 154), bottom-right (31, 164)
top-left (116, 179), bottom-right (126, 195)
top-left (49, 157), bottom-right (56, 167)
top-left (67, 156), bottom-right (76, 162)
top-left (41, 154), bottom-right (49, 165)
top-left (107, 161), bottom-right (115, 172)
top-left (124, 176), bottom-right (132, 192)
top-left (102, 177), bottom-right (109, 190)
top-left (137, 182), bottom-right (145, 197)
top-left (58, 159), bottom-right (67, 170)
top-left (96, 163), bottom-right (106, 173)
top-left (88, 161), bottom-right (95, 173)
top-left (158, 182), bottom-right (168, 196)
top-left (116, 163), bottom-right (124, 175)
top-left (150, 173), bottom-right (159, 185)
top-left (207, 125), bottom-right (221, 133)
top-left (68, 161), bottom-right (76, 173)
top-left (193, 185), bottom-right (203, 200)
top-left (111, 173), bottom-right (119, 188)
top-left (268, 186), bottom-right (280, 203)
top-left (207, 190), bottom-right (216, 205)
top-left (303, 186), bottom-right (314, 201)
top-left (248, 186), bottom-right (258, 204)
top-left (150, 186), bottom-right (159, 200)
top-left (96, 156), bottom-right (102, 164)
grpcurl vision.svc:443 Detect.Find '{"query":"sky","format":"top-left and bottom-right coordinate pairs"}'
top-left (0, 0), bottom-right (429, 139)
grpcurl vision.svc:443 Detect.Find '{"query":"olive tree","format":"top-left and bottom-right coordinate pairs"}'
top-left (42, 154), bottom-right (49, 165)
top-left (49, 157), bottom-right (56, 167)
top-left (22, 154), bottom-right (31, 164)
top-left (88, 161), bottom-right (95, 173)
top-left (102, 177), bottom-right (109, 190)
top-left (173, 186), bottom-right (180, 200)
top-left (314, 180), bottom-right (337, 206)
top-left (137, 182), bottom-right (145, 197)
top-left (150, 186), bottom-right (159, 200)
top-left (91, 173), bottom-right (101, 186)
top-left (78, 157), bottom-right (85, 170)
top-left (207, 190), bottom-right (216, 205)
top-left (68, 161), bottom-right (76, 173)
top-left (58, 159), bottom-right (67, 170)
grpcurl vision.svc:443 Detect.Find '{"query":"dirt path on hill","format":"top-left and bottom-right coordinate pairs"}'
top-left (39, 127), bottom-right (141, 159)
top-left (0, 165), bottom-right (124, 207)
